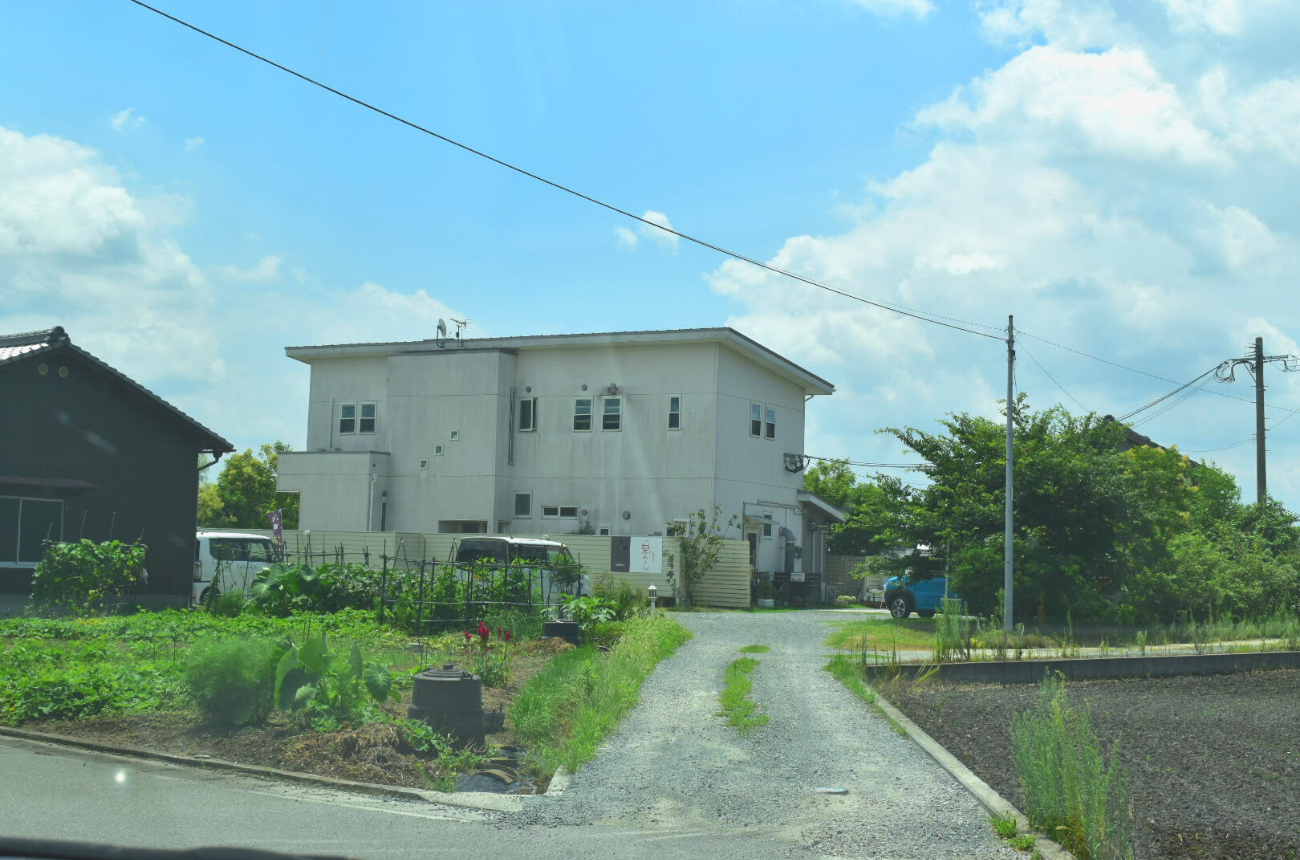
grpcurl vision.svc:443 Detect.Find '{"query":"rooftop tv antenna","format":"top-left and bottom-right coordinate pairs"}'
top-left (451, 318), bottom-right (469, 345)
top-left (436, 318), bottom-right (447, 349)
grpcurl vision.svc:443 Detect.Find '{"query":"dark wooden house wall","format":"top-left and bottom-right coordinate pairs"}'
top-left (0, 346), bottom-right (206, 603)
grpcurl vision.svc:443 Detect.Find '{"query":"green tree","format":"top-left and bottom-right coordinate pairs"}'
top-left (867, 397), bottom-right (1247, 623)
top-left (203, 442), bottom-right (299, 530)
top-left (802, 460), bottom-right (893, 555)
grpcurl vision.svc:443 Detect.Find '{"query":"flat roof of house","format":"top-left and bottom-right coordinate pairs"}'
top-left (285, 327), bottom-right (834, 395)
top-left (0, 327), bottom-right (234, 453)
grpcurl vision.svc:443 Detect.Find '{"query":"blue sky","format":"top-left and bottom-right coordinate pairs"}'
top-left (5, 0), bottom-right (1300, 510)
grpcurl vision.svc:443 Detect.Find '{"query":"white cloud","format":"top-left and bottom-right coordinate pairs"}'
top-left (613, 210), bottom-right (680, 253)
top-left (110, 108), bottom-right (145, 132)
top-left (218, 255), bottom-right (282, 284)
top-left (843, 0), bottom-right (933, 19)
top-left (1157, 0), bottom-right (1255, 35)
top-left (707, 7), bottom-right (1300, 504)
top-left (184, 136), bottom-right (205, 151)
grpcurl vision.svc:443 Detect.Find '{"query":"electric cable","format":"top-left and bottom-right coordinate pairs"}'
top-left (1019, 340), bottom-right (1089, 413)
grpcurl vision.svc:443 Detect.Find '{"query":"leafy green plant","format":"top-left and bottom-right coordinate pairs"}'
top-left (460, 621), bottom-right (514, 688)
top-left (207, 589), bottom-right (249, 618)
top-left (1012, 674), bottom-right (1134, 860)
top-left (184, 637), bottom-right (279, 725)
top-left (557, 594), bottom-right (618, 630)
top-left (274, 634), bottom-right (398, 726)
top-left (590, 574), bottom-right (649, 619)
top-left (991, 813), bottom-right (1019, 839)
top-left (30, 540), bottom-right (147, 616)
top-left (248, 563), bottom-right (321, 617)
top-left (933, 597), bottom-right (973, 663)
top-left (718, 657), bottom-right (768, 735)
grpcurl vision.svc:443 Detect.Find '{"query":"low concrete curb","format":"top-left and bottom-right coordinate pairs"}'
top-left (869, 691), bottom-right (1076, 860)
top-left (0, 725), bottom-right (526, 813)
top-left (868, 649), bottom-right (1300, 684)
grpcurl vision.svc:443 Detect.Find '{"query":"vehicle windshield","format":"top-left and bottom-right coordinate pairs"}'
top-left (6, 4), bottom-right (1298, 860)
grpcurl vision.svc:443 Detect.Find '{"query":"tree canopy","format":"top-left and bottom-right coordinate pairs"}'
top-left (198, 442), bottom-right (300, 531)
top-left (811, 397), bottom-right (1299, 624)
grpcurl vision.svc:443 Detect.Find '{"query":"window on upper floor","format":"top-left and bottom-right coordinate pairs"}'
top-left (514, 492), bottom-right (532, 517)
top-left (603, 397), bottom-right (621, 431)
top-left (359, 402), bottom-right (377, 434)
top-left (574, 398), bottom-right (592, 431)
top-left (518, 398), bottom-right (537, 431)
top-left (750, 403), bottom-right (762, 437)
top-left (765, 407), bottom-right (776, 440)
top-left (668, 396), bottom-right (681, 430)
top-left (339, 402), bottom-right (356, 435)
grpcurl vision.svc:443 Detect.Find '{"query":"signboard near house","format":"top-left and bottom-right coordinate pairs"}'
top-left (610, 536), bottom-right (631, 572)
top-left (631, 536), bottom-right (662, 574)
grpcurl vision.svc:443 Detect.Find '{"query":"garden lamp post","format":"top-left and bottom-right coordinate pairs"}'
top-left (648, 584), bottom-right (657, 614)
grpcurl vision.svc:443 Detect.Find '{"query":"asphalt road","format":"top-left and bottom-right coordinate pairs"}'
top-left (0, 610), bottom-right (1015, 860)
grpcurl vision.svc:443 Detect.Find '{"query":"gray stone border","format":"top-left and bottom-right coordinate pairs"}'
top-left (867, 649), bottom-right (1300, 684)
top-left (869, 690), bottom-right (1076, 860)
top-left (0, 725), bottom-right (528, 813)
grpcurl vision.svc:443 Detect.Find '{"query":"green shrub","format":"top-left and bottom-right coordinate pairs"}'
top-left (933, 597), bottom-right (973, 662)
top-left (273, 634), bottom-right (397, 728)
top-left (207, 589), bottom-right (248, 618)
top-left (587, 621), bottom-right (626, 648)
top-left (1012, 674), bottom-right (1133, 860)
top-left (31, 539), bottom-right (147, 616)
top-left (591, 574), bottom-right (649, 619)
top-left (185, 637), bottom-right (279, 726)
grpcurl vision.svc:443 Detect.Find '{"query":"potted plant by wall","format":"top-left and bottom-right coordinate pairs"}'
top-left (756, 580), bottom-right (775, 609)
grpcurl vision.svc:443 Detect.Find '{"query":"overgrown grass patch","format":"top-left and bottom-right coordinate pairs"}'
top-left (739, 644), bottom-right (770, 653)
top-left (509, 614), bottom-right (690, 779)
top-left (824, 653), bottom-right (907, 736)
top-left (824, 616), bottom-right (937, 652)
top-left (718, 657), bottom-right (768, 735)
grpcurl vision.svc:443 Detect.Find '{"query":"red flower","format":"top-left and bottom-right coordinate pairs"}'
top-left (477, 621), bottom-right (491, 643)
top-left (503, 629), bottom-right (512, 643)
top-left (462, 630), bottom-right (474, 642)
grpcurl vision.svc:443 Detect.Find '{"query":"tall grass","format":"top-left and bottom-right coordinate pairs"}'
top-left (1011, 674), bottom-right (1134, 860)
top-left (932, 597), bottom-right (973, 663)
top-left (510, 614), bottom-right (691, 778)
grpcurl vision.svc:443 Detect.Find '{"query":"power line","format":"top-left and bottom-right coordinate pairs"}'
top-left (1182, 438), bottom-right (1254, 454)
top-left (1116, 367), bottom-right (1216, 423)
top-left (1131, 374), bottom-right (1216, 428)
top-left (125, 0), bottom-right (1004, 342)
top-left (1018, 340), bottom-right (1089, 413)
top-left (800, 454), bottom-right (925, 470)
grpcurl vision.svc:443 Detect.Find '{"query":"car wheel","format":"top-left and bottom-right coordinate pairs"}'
top-left (917, 610), bottom-right (936, 618)
top-left (198, 587), bottom-right (218, 608)
top-left (888, 595), bottom-right (913, 619)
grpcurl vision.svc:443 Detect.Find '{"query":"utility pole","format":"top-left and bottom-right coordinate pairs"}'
top-left (1254, 337), bottom-right (1266, 504)
top-left (1004, 315), bottom-right (1015, 632)
top-left (1213, 338), bottom-right (1299, 505)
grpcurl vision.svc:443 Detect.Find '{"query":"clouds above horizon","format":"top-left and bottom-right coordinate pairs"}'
top-left (614, 210), bottom-right (680, 253)
top-left (712, 0), bottom-right (1300, 503)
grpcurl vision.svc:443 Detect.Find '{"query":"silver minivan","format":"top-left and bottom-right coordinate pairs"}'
top-left (193, 531), bottom-right (279, 606)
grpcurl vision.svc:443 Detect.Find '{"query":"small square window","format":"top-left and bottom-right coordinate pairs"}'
top-left (559, 505), bottom-right (579, 518)
top-left (450, 430), bottom-right (459, 441)
top-left (598, 523), bottom-right (611, 536)
top-left (668, 396), bottom-right (681, 430)
top-left (339, 402), bottom-right (357, 435)
top-left (765, 407), bottom-right (776, 440)
top-left (518, 398), bottom-right (537, 432)
top-left (750, 403), bottom-right (762, 437)
top-left (514, 493), bottom-right (532, 517)
top-left (359, 402), bottom-right (377, 434)
top-left (434, 444), bottom-right (444, 456)
top-left (602, 397), bottom-right (621, 431)
top-left (419, 458), bottom-right (430, 470)
top-left (574, 399), bottom-right (592, 431)
top-left (542, 505), bottom-right (560, 518)
top-left (763, 522), bottom-right (773, 538)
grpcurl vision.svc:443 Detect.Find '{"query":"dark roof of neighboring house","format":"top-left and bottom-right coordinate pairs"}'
top-left (0, 326), bottom-right (234, 453)
top-left (1102, 415), bottom-right (1199, 467)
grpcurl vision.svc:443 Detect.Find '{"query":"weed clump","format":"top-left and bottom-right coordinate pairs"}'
top-left (184, 637), bottom-right (279, 726)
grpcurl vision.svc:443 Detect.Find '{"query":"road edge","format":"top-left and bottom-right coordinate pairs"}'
top-left (868, 691), bottom-right (1076, 860)
top-left (0, 725), bottom-right (526, 813)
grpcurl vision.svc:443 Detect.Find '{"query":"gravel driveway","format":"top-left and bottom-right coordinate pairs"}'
top-left (518, 610), bottom-right (1020, 860)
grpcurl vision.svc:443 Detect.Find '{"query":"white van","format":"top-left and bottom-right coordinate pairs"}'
top-left (193, 531), bottom-right (280, 606)
top-left (452, 536), bottom-right (590, 600)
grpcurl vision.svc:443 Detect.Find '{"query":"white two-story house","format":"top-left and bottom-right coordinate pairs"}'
top-left (276, 327), bottom-right (838, 577)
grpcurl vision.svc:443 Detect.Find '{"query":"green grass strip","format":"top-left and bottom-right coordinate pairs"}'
top-left (510, 614), bottom-right (691, 779)
top-left (718, 657), bottom-right (769, 735)
top-left (824, 654), bottom-right (907, 736)
top-left (738, 644), bottom-right (770, 653)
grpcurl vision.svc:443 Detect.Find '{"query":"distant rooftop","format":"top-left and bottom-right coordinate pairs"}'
top-left (286, 326), bottom-right (835, 395)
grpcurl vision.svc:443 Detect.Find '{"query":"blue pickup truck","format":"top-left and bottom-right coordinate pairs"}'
top-left (883, 574), bottom-right (958, 619)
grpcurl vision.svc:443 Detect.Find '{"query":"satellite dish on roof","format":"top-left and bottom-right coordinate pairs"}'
top-left (436, 319), bottom-right (447, 349)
